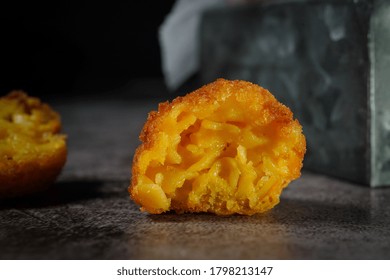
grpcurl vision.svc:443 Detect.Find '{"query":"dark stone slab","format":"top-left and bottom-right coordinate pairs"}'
top-left (1, 174), bottom-right (390, 260)
top-left (53, 96), bottom-right (163, 181)
top-left (200, 0), bottom-right (390, 187)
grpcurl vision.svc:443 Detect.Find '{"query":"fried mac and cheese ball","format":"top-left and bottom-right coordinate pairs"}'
top-left (130, 79), bottom-right (305, 215)
top-left (0, 91), bottom-right (67, 198)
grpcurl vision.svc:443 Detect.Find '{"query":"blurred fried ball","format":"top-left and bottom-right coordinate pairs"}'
top-left (0, 92), bottom-right (67, 198)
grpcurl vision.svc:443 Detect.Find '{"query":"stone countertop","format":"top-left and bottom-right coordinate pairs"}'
top-left (1, 91), bottom-right (390, 260)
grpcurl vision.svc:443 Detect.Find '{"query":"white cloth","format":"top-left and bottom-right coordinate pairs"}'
top-left (159, 0), bottom-right (225, 91)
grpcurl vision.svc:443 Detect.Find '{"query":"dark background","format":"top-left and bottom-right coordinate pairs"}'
top-left (0, 1), bottom-right (175, 98)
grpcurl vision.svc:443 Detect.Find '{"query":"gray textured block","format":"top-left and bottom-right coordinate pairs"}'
top-left (200, 0), bottom-right (390, 187)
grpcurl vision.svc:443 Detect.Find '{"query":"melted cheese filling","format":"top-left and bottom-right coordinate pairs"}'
top-left (133, 96), bottom-right (302, 215)
top-left (0, 96), bottom-right (64, 163)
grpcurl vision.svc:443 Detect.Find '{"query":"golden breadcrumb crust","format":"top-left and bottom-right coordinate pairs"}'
top-left (130, 79), bottom-right (306, 215)
top-left (0, 91), bottom-right (67, 198)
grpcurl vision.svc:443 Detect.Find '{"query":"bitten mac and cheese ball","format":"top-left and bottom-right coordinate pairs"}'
top-left (129, 79), bottom-right (306, 215)
top-left (0, 92), bottom-right (67, 198)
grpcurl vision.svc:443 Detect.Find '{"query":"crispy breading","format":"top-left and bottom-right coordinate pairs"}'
top-left (129, 79), bottom-right (306, 215)
top-left (0, 91), bottom-right (67, 197)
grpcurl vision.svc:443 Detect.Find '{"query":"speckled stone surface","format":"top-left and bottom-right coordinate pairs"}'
top-left (1, 93), bottom-right (390, 260)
